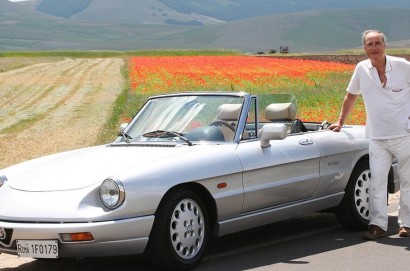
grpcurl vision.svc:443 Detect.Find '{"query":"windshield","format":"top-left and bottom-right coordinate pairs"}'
top-left (119, 94), bottom-right (244, 144)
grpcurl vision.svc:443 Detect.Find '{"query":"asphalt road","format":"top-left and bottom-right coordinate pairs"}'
top-left (1, 199), bottom-right (409, 271)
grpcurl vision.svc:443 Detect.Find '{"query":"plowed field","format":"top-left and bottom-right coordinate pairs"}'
top-left (0, 58), bottom-right (124, 169)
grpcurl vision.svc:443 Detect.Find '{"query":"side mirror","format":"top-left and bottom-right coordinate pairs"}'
top-left (118, 123), bottom-right (129, 136)
top-left (260, 124), bottom-right (287, 148)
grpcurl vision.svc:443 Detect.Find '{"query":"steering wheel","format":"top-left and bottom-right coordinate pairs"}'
top-left (209, 120), bottom-right (236, 132)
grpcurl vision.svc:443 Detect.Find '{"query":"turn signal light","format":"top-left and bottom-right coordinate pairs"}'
top-left (60, 232), bottom-right (94, 242)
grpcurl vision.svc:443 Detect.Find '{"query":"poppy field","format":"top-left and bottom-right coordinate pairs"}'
top-left (127, 55), bottom-right (366, 124)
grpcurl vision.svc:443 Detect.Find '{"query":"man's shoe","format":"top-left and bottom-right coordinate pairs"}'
top-left (398, 227), bottom-right (410, 237)
top-left (363, 225), bottom-right (387, 240)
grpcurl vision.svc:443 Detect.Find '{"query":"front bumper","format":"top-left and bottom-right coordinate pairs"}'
top-left (0, 215), bottom-right (154, 258)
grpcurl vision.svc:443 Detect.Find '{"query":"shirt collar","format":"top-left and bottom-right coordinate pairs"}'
top-left (366, 55), bottom-right (392, 72)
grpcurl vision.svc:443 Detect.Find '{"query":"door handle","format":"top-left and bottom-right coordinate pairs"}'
top-left (299, 138), bottom-right (314, 145)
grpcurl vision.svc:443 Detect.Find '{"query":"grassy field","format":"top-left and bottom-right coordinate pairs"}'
top-left (2, 49), bottom-right (409, 146)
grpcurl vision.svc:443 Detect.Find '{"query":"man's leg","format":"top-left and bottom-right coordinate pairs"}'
top-left (369, 139), bottom-right (392, 231)
top-left (391, 136), bottom-right (410, 229)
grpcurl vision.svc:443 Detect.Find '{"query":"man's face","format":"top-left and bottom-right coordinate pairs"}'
top-left (363, 32), bottom-right (386, 62)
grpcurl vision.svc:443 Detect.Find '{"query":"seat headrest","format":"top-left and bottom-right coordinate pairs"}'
top-left (217, 104), bottom-right (242, 121)
top-left (265, 103), bottom-right (296, 121)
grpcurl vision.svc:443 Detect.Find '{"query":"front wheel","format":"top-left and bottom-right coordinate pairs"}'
top-left (335, 160), bottom-right (370, 230)
top-left (146, 189), bottom-right (209, 270)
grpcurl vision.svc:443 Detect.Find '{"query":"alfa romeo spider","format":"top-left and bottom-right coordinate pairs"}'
top-left (0, 92), bottom-right (399, 270)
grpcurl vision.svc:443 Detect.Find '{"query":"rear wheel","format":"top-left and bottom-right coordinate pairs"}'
top-left (335, 160), bottom-right (370, 230)
top-left (146, 189), bottom-right (209, 271)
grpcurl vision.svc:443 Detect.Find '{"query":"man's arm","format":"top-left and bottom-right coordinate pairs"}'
top-left (329, 92), bottom-right (359, 132)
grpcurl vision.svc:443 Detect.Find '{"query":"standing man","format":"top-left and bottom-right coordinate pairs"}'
top-left (329, 30), bottom-right (410, 240)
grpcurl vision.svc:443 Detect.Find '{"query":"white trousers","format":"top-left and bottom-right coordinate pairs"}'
top-left (369, 135), bottom-right (410, 231)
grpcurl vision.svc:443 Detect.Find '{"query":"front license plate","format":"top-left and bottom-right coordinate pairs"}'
top-left (16, 240), bottom-right (58, 258)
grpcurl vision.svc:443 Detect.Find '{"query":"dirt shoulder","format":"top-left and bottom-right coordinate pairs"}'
top-left (0, 57), bottom-right (125, 169)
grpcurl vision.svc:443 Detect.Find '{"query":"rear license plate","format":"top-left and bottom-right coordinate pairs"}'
top-left (16, 240), bottom-right (58, 258)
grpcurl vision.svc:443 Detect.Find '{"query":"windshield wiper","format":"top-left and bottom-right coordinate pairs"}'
top-left (142, 130), bottom-right (193, 146)
top-left (121, 131), bottom-right (133, 143)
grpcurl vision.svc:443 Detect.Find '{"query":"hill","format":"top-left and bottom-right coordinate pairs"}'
top-left (2, 0), bottom-right (410, 52)
top-left (205, 8), bottom-right (410, 52)
top-left (36, 0), bottom-right (222, 26)
top-left (33, 0), bottom-right (410, 23)
top-left (156, 0), bottom-right (410, 21)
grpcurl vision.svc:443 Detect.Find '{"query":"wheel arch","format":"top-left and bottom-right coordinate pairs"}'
top-left (155, 182), bottom-right (219, 239)
top-left (353, 154), bottom-right (397, 194)
top-left (354, 154), bottom-right (369, 168)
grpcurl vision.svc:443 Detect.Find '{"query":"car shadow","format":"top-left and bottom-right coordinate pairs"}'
top-left (197, 214), bottom-right (406, 270)
top-left (1, 214), bottom-right (405, 271)
top-left (0, 254), bottom-right (153, 271)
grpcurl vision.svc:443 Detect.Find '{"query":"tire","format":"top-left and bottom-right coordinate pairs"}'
top-left (335, 160), bottom-right (370, 230)
top-left (146, 189), bottom-right (209, 271)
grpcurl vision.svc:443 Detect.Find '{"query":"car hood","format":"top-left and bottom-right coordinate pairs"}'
top-left (6, 144), bottom-right (198, 192)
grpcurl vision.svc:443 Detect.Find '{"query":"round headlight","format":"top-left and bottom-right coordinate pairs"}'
top-left (0, 173), bottom-right (7, 188)
top-left (99, 178), bottom-right (125, 209)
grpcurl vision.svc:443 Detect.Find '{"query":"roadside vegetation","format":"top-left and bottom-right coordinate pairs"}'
top-left (97, 62), bottom-right (135, 143)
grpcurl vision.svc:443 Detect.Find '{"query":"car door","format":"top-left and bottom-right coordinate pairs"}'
top-left (236, 133), bottom-right (321, 213)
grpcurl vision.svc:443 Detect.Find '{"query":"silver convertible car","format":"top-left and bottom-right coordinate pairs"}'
top-left (0, 92), bottom-right (399, 270)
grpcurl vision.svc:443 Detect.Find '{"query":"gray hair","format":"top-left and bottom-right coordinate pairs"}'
top-left (362, 30), bottom-right (387, 45)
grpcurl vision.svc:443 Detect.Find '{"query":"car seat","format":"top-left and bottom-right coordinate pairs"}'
top-left (265, 103), bottom-right (307, 133)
